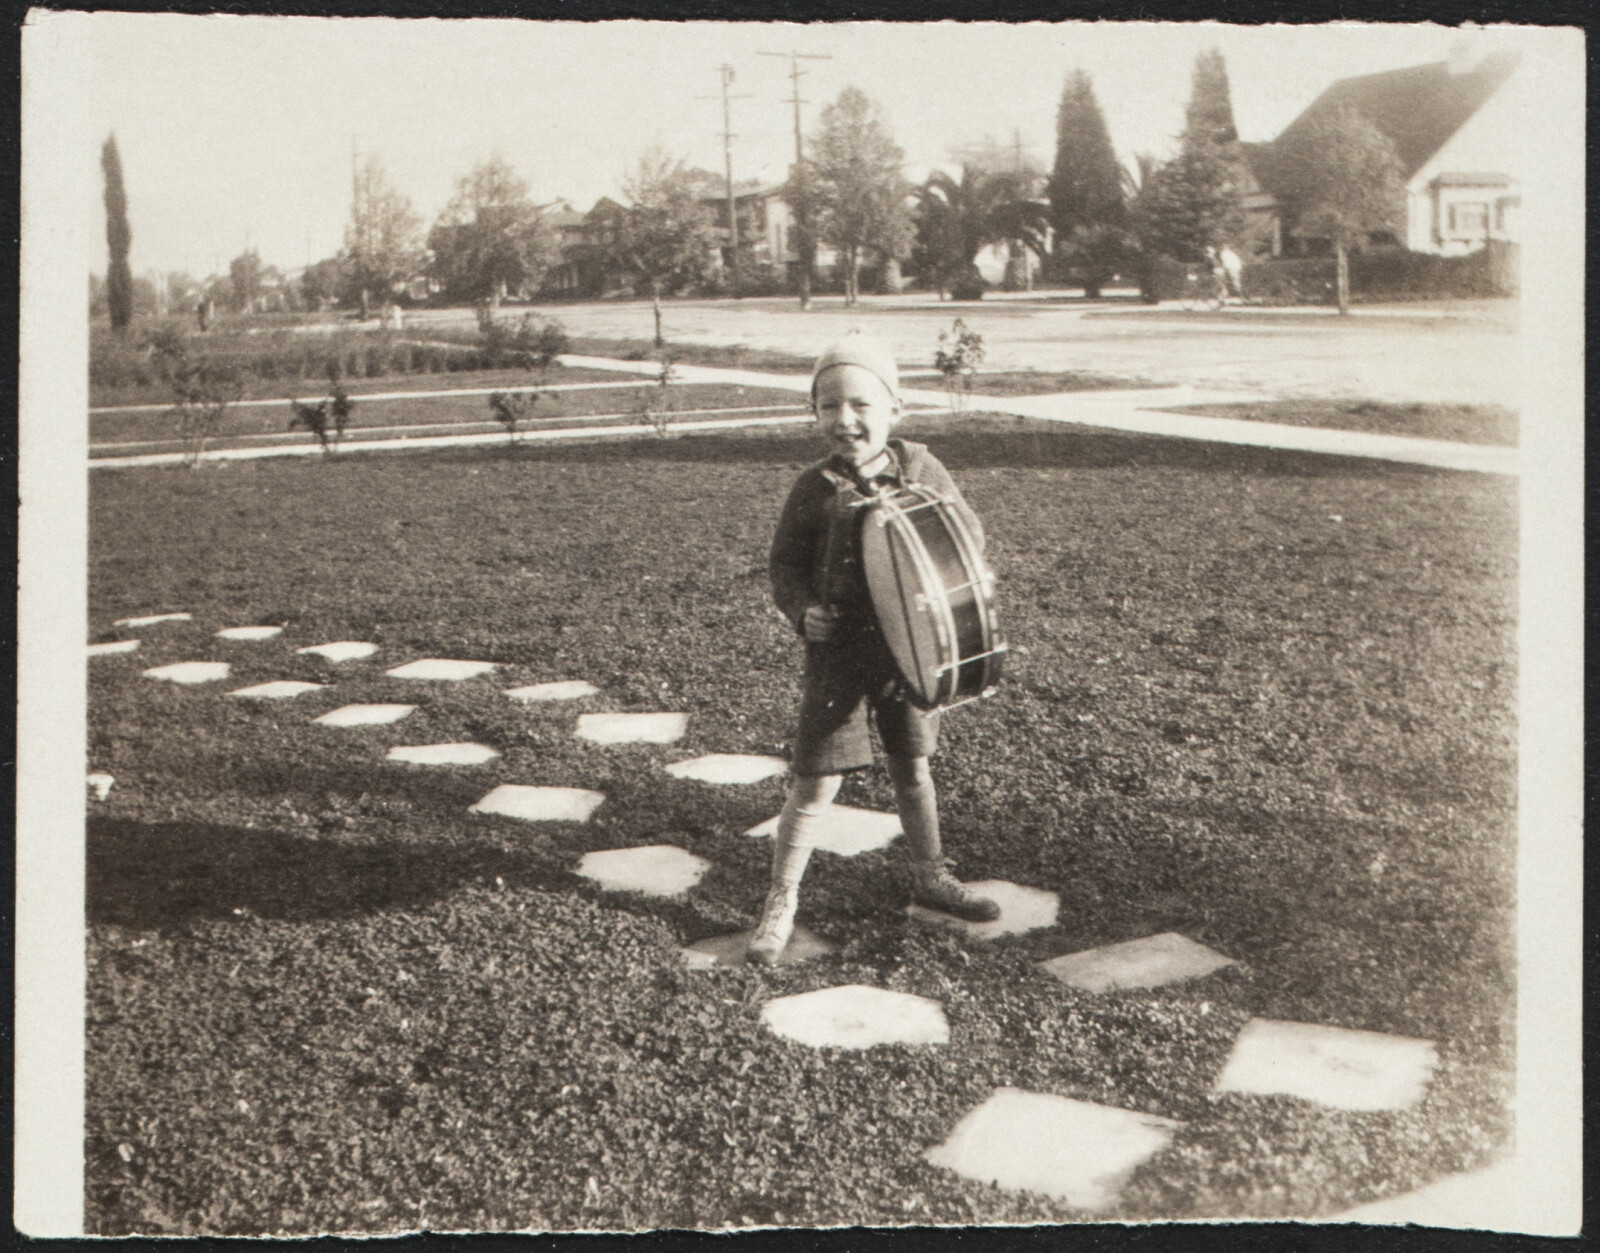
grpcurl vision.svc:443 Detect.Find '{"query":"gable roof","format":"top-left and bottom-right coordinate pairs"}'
top-left (1273, 49), bottom-right (1519, 181)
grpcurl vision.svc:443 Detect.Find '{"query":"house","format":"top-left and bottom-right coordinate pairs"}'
top-left (1255, 42), bottom-right (1523, 256)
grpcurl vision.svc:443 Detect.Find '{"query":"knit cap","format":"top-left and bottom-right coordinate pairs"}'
top-left (810, 329), bottom-right (900, 402)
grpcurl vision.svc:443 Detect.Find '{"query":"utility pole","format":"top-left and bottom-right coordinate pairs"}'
top-left (759, 48), bottom-right (830, 308)
top-left (697, 65), bottom-right (752, 297)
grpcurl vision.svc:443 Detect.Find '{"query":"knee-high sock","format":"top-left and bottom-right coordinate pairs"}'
top-left (888, 758), bottom-right (942, 866)
top-left (770, 792), bottom-right (828, 889)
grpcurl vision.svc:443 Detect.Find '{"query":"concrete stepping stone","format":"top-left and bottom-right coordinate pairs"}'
top-left (314, 703), bottom-right (416, 728)
top-left (925, 1087), bottom-right (1183, 1213)
top-left (1329, 1160), bottom-right (1521, 1228)
top-left (87, 773), bottom-right (114, 801)
top-left (683, 924), bottom-right (838, 969)
top-left (575, 845), bottom-right (710, 896)
top-left (760, 984), bottom-right (949, 1050)
top-left (505, 680), bottom-right (599, 702)
top-left (143, 661), bottom-right (230, 685)
top-left (745, 806), bottom-right (901, 857)
top-left (229, 680), bottom-right (327, 700)
top-left (115, 612), bottom-right (191, 627)
top-left (469, 784), bottom-right (605, 824)
top-left (387, 742), bottom-right (500, 766)
top-left (385, 658), bottom-right (497, 681)
top-left (909, 880), bottom-right (1060, 940)
top-left (575, 712), bottom-right (688, 745)
top-left (1213, 1017), bottom-right (1438, 1112)
top-left (88, 639), bottom-right (140, 657)
top-left (1042, 932), bottom-right (1236, 993)
top-left (215, 625), bottom-right (283, 642)
top-left (298, 641), bottom-right (379, 663)
top-left (665, 754), bottom-right (787, 784)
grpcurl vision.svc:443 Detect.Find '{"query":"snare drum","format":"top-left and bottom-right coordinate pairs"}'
top-left (858, 484), bottom-right (1006, 710)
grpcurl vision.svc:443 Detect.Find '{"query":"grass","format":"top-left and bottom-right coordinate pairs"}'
top-left (90, 377), bottom-right (806, 455)
top-left (916, 371), bottom-right (1158, 398)
top-left (87, 420), bottom-right (1515, 1234)
top-left (1165, 401), bottom-right (1518, 448)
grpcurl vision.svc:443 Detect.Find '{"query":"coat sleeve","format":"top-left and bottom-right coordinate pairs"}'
top-left (769, 473), bottom-right (821, 632)
top-left (910, 451), bottom-right (986, 553)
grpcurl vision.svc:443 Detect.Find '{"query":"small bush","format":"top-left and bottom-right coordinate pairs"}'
top-left (1138, 253), bottom-right (1192, 303)
top-left (1240, 257), bottom-right (1336, 305)
top-left (934, 319), bottom-right (985, 413)
top-left (479, 313), bottom-right (571, 370)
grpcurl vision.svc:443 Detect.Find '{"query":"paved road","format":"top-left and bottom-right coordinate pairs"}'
top-left (409, 293), bottom-right (1520, 409)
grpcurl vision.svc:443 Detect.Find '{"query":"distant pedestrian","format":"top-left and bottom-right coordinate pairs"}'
top-left (1218, 245), bottom-right (1243, 299)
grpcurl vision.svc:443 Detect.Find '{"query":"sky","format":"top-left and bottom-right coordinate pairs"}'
top-left (78, 16), bottom-right (1497, 280)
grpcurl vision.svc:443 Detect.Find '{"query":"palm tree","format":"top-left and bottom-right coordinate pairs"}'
top-left (912, 164), bottom-right (1049, 300)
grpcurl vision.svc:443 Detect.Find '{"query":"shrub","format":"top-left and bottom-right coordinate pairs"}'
top-left (934, 319), bottom-right (985, 412)
top-left (1241, 244), bottom-right (1520, 306)
top-left (1138, 253), bottom-right (1192, 303)
top-left (1240, 257), bottom-right (1336, 305)
top-left (479, 313), bottom-right (571, 370)
top-left (487, 389), bottom-right (544, 445)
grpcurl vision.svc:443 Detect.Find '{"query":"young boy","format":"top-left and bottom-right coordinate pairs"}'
top-left (750, 330), bottom-right (999, 965)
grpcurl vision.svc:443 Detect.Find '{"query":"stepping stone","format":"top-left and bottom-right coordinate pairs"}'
top-left (1213, 1017), bottom-right (1438, 1112)
top-left (760, 984), bottom-right (948, 1050)
top-left (683, 924), bottom-right (838, 969)
top-left (575, 712), bottom-right (688, 745)
top-left (908, 880), bottom-right (1060, 940)
top-left (87, 773), bottom-right (114, 801)
top-left (314, 703), bottom-right (416, 728)
top-left (469, 784), bottom-right (605, 824)
top-left (229, 680), bottom-right (327, 700)
top-left (88, 639), bottom-right (139, 657)
top-left (745, 806), bottom-right (901, 857)
top-left (115, 612), bottom-right (191, 627)
top-left (505, 680), bottom-right (599, 702)
top-left (385, 658), bottom-right (497, 681)
top-left (665, 754), bottom-right (787, 784)
top-left (143, 661), bottom-right (230, 685)
top-left (216, 625), bottom-right (283, 642)
top-left (575, 845), bottom-right (710, 896)
top-left (297, 641), bottom-right (379, 663)
top-left (386, 742), bottom-right (500, 766)
top-left (924, 1088), bottom-right (1183, 1213)
top-left (1042, 932), bottom-right (1236, 993)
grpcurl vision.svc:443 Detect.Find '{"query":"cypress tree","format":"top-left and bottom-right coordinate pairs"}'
top-left (1186, 48), bottom-right (1239, 146)
top-left (102, 134), bottom-right (134, 332)
top-left (1047, 70), bottom-right (1129, 298)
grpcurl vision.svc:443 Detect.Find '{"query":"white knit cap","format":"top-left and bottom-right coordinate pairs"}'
top-left (810, 329), bottom-right (900, 402)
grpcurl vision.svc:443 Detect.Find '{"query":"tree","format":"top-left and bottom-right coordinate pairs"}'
top-left (1048, 70), bottom-right (1130, 298)
top-left (809, 87), bottom-right (915, 305)
top-left (343, 156), bottom-right (422, 318)
top-left (1130, 50), bottom-right (1248, 269)
top-left (1186, 48), bottom-right (1239, 146)
top-left (229, 248), bottom-right (264, 313)
top-left (1275, 102), bottom-right (1405, 314)
top-left (101, 135), bottom-right (134, 332)
top-left (912, 164), bottom-right (1047, 299)
top-left (427, 156), bottom-right (558, 308)
top-left (615, 149), bottom-right (719, 345)
top-left (300, 256), bottom-right (345, 310)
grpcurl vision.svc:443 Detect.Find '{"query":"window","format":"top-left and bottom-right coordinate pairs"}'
top-left (1448, 202), bottom-right (1488, 236)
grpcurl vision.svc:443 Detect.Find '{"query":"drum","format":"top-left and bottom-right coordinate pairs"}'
top-left (858, 483), bottom-right (1006, 710)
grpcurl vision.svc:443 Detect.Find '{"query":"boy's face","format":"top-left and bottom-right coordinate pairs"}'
top-left (812, 364), bottom-right (901, 470)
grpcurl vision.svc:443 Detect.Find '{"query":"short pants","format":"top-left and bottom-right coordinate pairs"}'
top-left (791, 626), bottom-right (941, 775)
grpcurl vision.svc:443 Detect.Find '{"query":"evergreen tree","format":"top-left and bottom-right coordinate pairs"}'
top-left (1186, 48), bottom-right (1239, 145)
top-left (101, 135), bottom-right (134, 333)
top-left (1132, 50), bottom-right (1248, 268)
top-left (1047, 70), bottom-right (1129, 298)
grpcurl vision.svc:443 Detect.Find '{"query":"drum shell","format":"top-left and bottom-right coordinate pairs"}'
top-left (859, 485), bottom-right (1004, 710)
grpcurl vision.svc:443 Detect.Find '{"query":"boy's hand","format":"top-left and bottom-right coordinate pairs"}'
top-left (802, 604), bottom-right (840, 642)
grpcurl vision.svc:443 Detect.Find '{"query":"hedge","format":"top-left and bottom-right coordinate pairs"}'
top-left (1241, 243), bottom-right (1519, 305)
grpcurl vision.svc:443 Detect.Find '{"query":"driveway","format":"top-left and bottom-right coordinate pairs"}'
top-left (409, 293), bottom-right (1520, 409)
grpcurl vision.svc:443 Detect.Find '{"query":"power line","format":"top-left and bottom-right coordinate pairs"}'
top-left (696, 64), bottom-right (754, 295)
top-left (758, 49), bottom-right (831, 308)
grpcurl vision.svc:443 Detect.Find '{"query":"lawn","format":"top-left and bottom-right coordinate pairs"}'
top-left (90, 377), bottom-right (808, 456)
top-left (86, 421), bottom-right (1516, 1234)
top-left (1165, 400), bottom-right (1518, 448)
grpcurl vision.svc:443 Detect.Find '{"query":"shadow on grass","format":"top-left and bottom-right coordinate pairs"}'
top-left (387, 425), bottom-right (1445, 481)
top-left (87, 815), bottom-right (562, 930)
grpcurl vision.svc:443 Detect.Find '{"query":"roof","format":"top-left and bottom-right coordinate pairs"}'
top-left (1272, 49), bottom-right (1519, 181)
top-left (1431, 172), bottom-right (1513, 188)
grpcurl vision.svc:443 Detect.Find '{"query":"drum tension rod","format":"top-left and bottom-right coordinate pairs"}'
top-left (934, 644), bottom-right (1010, 675)
top-left (941, 687), bottom-right (1001, 712)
